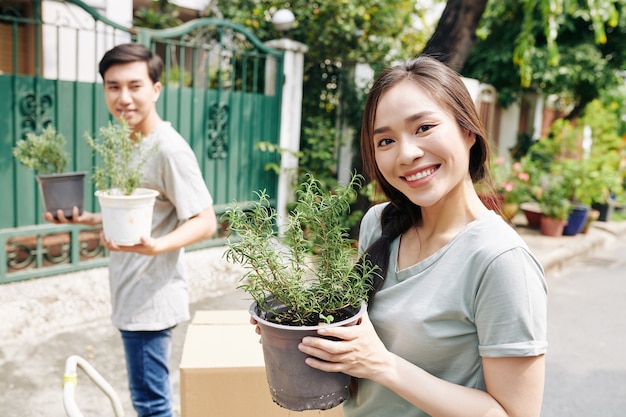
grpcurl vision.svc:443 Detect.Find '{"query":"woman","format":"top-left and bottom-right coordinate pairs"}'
top-left (298, 56), bottom-right (547, 417)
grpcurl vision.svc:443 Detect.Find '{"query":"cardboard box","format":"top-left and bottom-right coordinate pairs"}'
top-left (180, 311), bottom-right (344, 417)
top-left (191, 310), bottom-right (251, 325)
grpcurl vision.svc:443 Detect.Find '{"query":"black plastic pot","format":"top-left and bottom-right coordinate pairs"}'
top-left (250, 301), bottom-right (366, 411)
top-left (36, 172), bottom-right (86, 219)
top-left (592, 201), bottom-right (615, 222)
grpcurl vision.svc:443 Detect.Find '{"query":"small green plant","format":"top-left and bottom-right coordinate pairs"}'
top-left (538, 175), bottom-right (572, 220)
top-left (223, 173), bottom-right (378, 326)
top-left (13, 125), bottom-right (69, 174)
top-left (85, 119), bottom-right (157, 195)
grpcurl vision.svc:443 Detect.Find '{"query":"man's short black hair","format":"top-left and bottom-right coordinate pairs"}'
top-left (98, 43), bottom-right (163, 83)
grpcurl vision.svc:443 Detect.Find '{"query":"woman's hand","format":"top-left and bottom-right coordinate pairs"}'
top-left (298, 310), bottom-right (395, 382)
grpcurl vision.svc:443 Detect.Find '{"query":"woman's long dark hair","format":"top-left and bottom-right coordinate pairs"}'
top-left (360, 56), bottom-right (494, 301)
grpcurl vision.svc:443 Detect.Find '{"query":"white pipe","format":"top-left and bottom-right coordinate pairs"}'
top-left (63, 355), bottom-right (125, 417)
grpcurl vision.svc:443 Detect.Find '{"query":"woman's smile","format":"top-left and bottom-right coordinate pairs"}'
top-left (403, 165), bottom-right (439, 183)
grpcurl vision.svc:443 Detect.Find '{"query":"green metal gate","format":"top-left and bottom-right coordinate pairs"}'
top-left (0, 0), bottom-right (283, 283)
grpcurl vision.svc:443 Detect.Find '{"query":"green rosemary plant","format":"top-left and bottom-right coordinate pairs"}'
top-left (223, 173), bottom-right (378, 326)
top-left (13, 125), bottom-right (69, 174)
top-left (85, 119), bottom-right (157, 195)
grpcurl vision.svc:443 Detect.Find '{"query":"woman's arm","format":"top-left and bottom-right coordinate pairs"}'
top-left (382, 353), bottom-right (544, 417)
top-left (299, 311), bottom-right (545, 417)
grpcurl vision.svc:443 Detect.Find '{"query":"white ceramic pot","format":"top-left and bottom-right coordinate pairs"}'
top-left (95, 188), bottom-right (159, 246)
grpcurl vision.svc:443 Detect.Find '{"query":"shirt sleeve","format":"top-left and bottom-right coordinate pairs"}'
top-left (161, 146), bottom-right (213, 221)
top-left (475, 246), bottom-right (548, 357)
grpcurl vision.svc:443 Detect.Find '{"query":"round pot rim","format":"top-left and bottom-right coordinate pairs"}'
top-left (36, 171), bottom-right (87, 179)
top-left (95, 187), bottom-right (159, 199)
top-left (249, 301), bottom-right (367, 332)
top-left (520, 201), bottom-right (541, 212)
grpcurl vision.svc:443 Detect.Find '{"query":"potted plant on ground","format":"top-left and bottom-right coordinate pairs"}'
top-left (85, 119), bottom-right (158, 245)
top-left (489, 156), bottom-right (536, 222)
top-left (13, 125), bottom-right (86, 219)
top-left (223, 173), bottom-right (378, 412)
top-left (576, 100), bottom-right (625, 221)
top-left (538, 175), bottom-right (572, 237)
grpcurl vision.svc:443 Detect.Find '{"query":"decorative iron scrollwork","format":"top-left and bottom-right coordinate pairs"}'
top-left (6, 232), bottom-right (105, 272)
top-left (44, 234), bottom-right (71, 265)
top-left (0, 6), bottom-right (23, 18)
top-left (6, 240), bottom-right (34, 270)
top-left (79, 231), bottom-right (105, 259)
top-left (19, 92), bottom-right (54, 138)
top-left (207, 102), bottom-right (229, 159)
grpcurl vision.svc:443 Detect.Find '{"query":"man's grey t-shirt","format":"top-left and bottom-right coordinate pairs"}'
top-left (343, 203), bottom-right (547, 417)
top-left (108, 122), bottom-right (213, 331)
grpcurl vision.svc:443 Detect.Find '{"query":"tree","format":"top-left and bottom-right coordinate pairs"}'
top-left (133, 0), bottom-right (182, 28)
top-left (422, 0), bottom-right (488, 72)
top-left (204, 0), bottom-right (428, 188)
top-left (460, 0), bottom-right (626, 116)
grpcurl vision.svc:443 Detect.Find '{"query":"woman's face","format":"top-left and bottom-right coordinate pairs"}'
top-left (373, 79), bottom-right (475, 208)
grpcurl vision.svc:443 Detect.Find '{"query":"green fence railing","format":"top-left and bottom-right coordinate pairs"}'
top-left (0, 0), bottom-right (283, 283)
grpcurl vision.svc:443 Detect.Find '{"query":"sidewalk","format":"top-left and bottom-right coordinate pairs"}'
top-left (513, 216), bottom-right (626, 277)
top-left (1, 217), bottom-right (625, 416)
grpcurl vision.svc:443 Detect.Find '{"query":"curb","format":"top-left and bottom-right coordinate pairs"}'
top-left (517, 221), bottom-right (626, 277)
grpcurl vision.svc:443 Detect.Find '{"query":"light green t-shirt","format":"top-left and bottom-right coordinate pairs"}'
top-left (343, 203), bottom-right (547, 417)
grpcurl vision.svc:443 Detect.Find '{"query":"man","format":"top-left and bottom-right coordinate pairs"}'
top-left (47, 43), bottom-right (217, 417)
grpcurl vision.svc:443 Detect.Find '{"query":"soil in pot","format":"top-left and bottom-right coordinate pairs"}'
top-left (37, 172), bottom-right (86, 219)
top-left (96, 188), bottom-right (159, 246)
top-left (250, 301), bottom-right (366, 411)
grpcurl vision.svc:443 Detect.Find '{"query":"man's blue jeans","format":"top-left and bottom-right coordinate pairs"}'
top-left (120, 329), bottom-right (173, 417)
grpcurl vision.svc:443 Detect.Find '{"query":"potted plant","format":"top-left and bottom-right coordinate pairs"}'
top-left (223, 173), bottom-right (378, 412)
top-left (538, 175), bottom-right (572, 236)
top-left (584, 156), bottom-right (624, 222)
top-left (13, 125), bottom-right (86, 219)
top-left (489, 156), bottom-right (536, 222)
top-left (577, 100), bottom-right (626, 221)
top-left (85, 119), bottom-right (158, 245)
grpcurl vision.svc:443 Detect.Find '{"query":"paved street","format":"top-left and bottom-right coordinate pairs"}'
top-left (541, 236), bottom-right (626, 417)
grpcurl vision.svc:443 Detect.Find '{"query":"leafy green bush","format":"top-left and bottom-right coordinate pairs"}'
top-left (13, 126), bottom-right (69, 174)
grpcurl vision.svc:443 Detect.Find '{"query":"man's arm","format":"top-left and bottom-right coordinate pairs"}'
top-left (103, 205), bottom-right (218, 256)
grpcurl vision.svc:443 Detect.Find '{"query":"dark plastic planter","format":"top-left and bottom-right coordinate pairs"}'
top-left (36, 172), bottom-right (86, 219)
top-left (592, 200), bottom-right (615, 222)
top-left (250, 301), bottom-right (366, 411)
top-left (521, 202), bottom-right (542, 229)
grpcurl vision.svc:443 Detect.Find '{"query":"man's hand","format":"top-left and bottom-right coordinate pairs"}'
top-left (100, 234), bottom-right (160, 256)
top-left (43, 206), bottom-right (101, 227)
